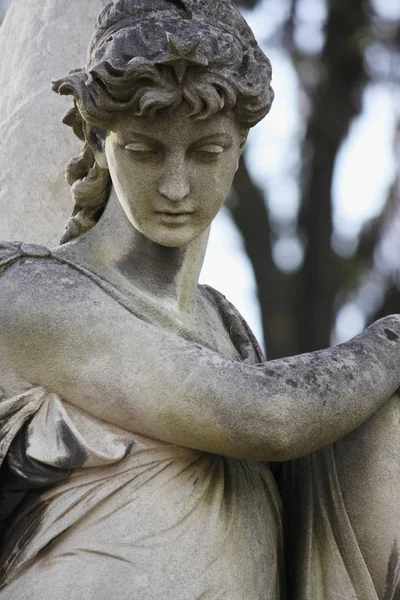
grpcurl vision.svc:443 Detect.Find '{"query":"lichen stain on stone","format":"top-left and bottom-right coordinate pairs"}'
top-left (384, 328), bottom-right (399, 343)
top-left (264, 368), bottom-right (276, 377)
top-left (169, 0), bottom-right (188, 14)
top-left (286, 379), bottom-right (298, 389)
top-left (304, 371), bottom-right (318, 386)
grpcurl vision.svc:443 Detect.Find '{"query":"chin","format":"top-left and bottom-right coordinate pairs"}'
top-left (143, 223), bottom-right (208, 248)
top-left (153, 234), bottom-right (196, 248)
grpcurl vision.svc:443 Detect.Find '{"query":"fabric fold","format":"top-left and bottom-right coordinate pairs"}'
top-left (0, 245), bottom-right (283, 599)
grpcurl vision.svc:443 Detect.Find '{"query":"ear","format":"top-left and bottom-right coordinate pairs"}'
top-left (84, 123), bottom-right (109, 170)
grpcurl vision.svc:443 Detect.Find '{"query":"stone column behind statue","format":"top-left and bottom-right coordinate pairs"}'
top-left (0, 0), bottom-right (108, 247)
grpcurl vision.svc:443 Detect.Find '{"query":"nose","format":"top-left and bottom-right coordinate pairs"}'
top-left (158, 154), bottom-right (190, 202)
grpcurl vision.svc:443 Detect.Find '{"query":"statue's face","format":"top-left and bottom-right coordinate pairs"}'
top-left (101, 107), bottom-right (244, 247)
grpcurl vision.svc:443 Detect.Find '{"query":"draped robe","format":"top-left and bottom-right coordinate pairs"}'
top-left (0, 242), bottom-right (283, 599)
top-left (283, 391), bottom-right (400, 599)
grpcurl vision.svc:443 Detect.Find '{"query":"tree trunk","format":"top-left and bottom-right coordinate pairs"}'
top-left (295, 0), bottom-right (369, 351)
top-left (231, 159), bottom-right (300, 358)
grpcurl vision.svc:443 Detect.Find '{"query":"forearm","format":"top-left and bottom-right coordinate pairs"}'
top-left (79, 313), bottom-right (400, 462)
top-left (4, 274), bottom-right (400, 461)
top-left (184, 314), bottom-right (400, 461)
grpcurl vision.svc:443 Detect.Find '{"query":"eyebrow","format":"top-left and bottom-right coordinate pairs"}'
top-left (114, 131), bottom-right (233, 146)
top-left (192, 133), bottom-right (233, 146)
top-left (114, 131), bottom-right (158, 146)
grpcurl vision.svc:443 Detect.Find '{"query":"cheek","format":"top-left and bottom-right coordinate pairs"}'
top-left (109, 157), bottom-right (156, 205)
top-left (204, 158), bottom-right (238, 199)
top-left (194, 170), bottom-right (235, 220)
top-left (196, 152), bottom-right (238, 187)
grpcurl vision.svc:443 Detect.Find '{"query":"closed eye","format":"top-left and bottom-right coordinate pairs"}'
top-left (198, 145), bottom-right (224, 154)
top-left (125, 143), bottom-right (160, 159)
top-left (195, 145), bottom-right (225, 161)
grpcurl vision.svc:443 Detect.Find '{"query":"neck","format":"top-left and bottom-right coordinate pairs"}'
top-left (61, 189), bottom-right (210, 314)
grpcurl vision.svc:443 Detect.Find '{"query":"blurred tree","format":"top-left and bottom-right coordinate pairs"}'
top-left (232, 0), bottom-right (400, 358)
top-left (1, 0), bottom-right (399, 359)
top-left (0, 1), bottom-right (7, 24)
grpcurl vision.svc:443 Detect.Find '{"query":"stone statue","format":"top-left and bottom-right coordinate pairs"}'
top-left (0, 1), bottom-right (399, 598)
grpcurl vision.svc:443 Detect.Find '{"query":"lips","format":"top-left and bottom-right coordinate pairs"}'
top-left (156, 211), bottom-right (193, 215)
top-left (156, 211), bottom-right (194, 224)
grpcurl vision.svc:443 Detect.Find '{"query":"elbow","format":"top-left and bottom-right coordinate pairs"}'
top-left (249, 417), bottom-right (324, 462)
top-left (227, 398), bottom-right (306, 462)
top-left (250, 430), bottom-right (301, 462)
top-left (248, 429), bottom-right (312, 462)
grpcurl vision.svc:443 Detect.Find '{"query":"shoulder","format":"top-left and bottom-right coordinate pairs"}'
top-left (0, 241), bottom-right (145, 340)
top-left (0, 243), bottom-right (115, 350)
top-left (0, 242), bottom-right (132, 385)
top-left (0, 242), bottom-right (53, 313)
top-left (0, 242), bottom-right (92, 313)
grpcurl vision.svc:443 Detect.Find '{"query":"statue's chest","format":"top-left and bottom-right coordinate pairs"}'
top-left (146, 297), bottom-right (241, 361)
top-left (111, 284), bottom-right (243, 361)
top-left (187, 306), bottom-right (241, 360)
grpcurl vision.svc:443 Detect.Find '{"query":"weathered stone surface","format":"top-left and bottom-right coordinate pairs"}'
top-left (0, 0), bottom-right (108, 247)
top-left (0, 2), bottom-right (400, 599)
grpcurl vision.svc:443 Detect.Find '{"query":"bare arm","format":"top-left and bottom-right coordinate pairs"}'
top-left (1, 260), bottom-right (400, 461)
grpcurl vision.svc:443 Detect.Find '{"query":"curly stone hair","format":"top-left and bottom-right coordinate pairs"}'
top-left (52, 0), bottom-right (274, 244)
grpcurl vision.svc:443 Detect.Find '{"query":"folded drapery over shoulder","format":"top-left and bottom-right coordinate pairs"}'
top-left (0, 388), bottom-right (64, 563)
top-left (0, 388), bottom-right (48, 471)
top-left (0, 386), bottom-right (282, 600)
top-left (0, 387), bottom-right (136, 588)
top-left (0, 243), bottom-right (282, 599)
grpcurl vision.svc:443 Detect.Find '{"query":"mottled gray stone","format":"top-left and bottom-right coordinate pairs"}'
top-left (0, 1), bottom-right (399, 599)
